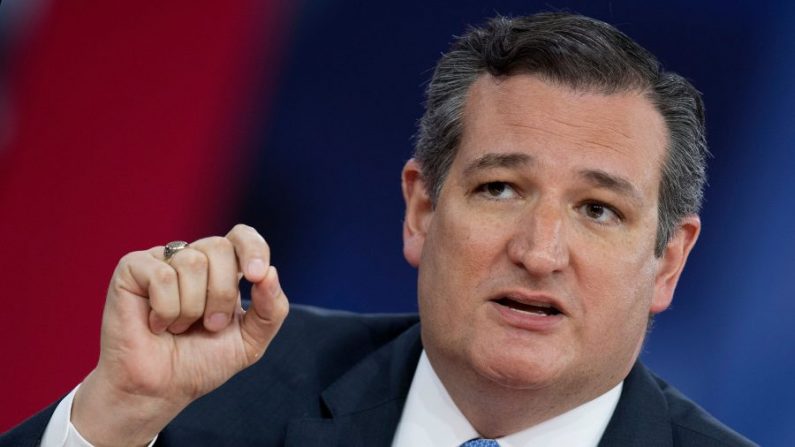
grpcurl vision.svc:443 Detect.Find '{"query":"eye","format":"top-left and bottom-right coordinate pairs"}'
top-left (579, 202), bottom-right (622, 225)
top-left (476, 182), bottom-right (518, 200)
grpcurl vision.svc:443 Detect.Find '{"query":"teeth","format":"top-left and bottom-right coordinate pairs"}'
top-left (513, 307), bottom-right (549, 316)
top-left (496, 297), bottom-right (560, 315)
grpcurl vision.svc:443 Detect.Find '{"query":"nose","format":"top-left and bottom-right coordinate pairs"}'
top-left (507, 199), bottom-right (570, 276)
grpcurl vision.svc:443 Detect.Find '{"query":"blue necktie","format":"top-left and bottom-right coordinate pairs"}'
top-left (460, 439), bottom-right (500, 447)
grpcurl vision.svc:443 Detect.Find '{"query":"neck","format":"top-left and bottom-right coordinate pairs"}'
top-left (427, 353), bottom-right (628, 438)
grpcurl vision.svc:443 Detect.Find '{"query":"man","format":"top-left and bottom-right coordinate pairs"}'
top-left (1, 12), bottom-right (755, 447)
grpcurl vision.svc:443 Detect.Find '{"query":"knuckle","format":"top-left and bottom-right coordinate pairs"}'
top-left (118, 250), bottom-right (144, 268)
top-left (206, 236), bottom-right (233, 251)
top-left (232, 223), bottom-right (265, 242)
top-left (207, 285), bottom-right (238, 305)
top-left (117, 253), bottom-right (134, 268)
top-left (109, 275), bottom-right (127, 297)
top-left (178, 250), bottom-right (208, 271)
top-left (153, 265), bottom-right (177, 285)
top-left (273, 295), bottom-right (290, 320)
top-left (232, 223), bottom-right (252, 234)
top-left (251, 239), bottom-right (270, 259)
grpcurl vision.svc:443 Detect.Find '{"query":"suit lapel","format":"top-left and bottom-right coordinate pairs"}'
top-left (284, 324), bottom-right (423, 447)
top-left (283, 327), bottom-right (675, 446)
top-left (598, 362), bottom-right (674, 447)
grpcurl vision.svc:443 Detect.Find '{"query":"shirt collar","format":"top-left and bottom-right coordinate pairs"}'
top-left (392, 351), bottom-right (622, 447)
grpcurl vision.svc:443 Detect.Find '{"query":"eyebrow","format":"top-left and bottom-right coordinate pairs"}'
top-left (462, 152), bottom-right (645, 206)
top-left (462, 152), bottom-right (535, 176)
top-left (579, 169), bottom-right (645, 206)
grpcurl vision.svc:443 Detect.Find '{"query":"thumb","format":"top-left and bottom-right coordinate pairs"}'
top-left (240, 266), bottom-right (289, 363)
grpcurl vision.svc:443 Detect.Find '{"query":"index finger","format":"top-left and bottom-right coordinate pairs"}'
top-left (225, 224), bottom-right (270, 283)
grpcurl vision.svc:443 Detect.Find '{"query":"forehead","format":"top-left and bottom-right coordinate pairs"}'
top-left (454, 74), bottom-right (668, 196)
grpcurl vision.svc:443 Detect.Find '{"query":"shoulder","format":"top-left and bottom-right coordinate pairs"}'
top-left (274, 304), bottom-right (420, 361)
top-left (603, 362), bottom-right (756, 446)
top-left (607, 362), bottom-right (757, 447)
top-left (280, 303), bottom-right (419, 336)
top-left (650, 371), bottom-right (757, 447)
top-left (221, 303), bottom-right (419, 391)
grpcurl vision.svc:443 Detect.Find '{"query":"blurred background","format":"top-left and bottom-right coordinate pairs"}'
top-left (1, 1), bottom-right (792, 444)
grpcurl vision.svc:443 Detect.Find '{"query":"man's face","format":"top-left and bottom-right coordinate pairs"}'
top-left (402, 74), bottom-right (699, 399)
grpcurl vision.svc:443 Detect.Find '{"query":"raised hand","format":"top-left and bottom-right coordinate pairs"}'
top-left (71, 224), bottom-right (289, 447)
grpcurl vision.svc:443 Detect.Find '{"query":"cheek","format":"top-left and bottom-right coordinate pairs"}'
top-left (571, 214), bottom-right (657, 273)
top-left (427, 206), bottom-right (513, 276)
top-left (571, 226), bottom-right (659, 315)
top-left (571, 254), bottom-right (657, 373)
top-left (417, 208), bottom-right (513, 329)
top-left (575, 255), bottom-right (658, 361)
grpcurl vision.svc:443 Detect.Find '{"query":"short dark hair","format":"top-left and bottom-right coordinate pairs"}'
top-left (413, 13), bottom-right (707, 256)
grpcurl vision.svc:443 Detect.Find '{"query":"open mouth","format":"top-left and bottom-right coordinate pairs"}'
top-left (494, 297), bottom-right (562, 316)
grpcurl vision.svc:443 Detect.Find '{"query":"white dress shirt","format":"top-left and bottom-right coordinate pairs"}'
top-left (391, 351), bottom-right (622, 447)
top-left (41, 351), bottom-right (620, 447)
top-left (40, 385), bottom-right (157, 447)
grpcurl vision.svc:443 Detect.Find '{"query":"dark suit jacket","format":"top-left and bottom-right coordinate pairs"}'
top-left (1, 305), bottom-right (756, 446)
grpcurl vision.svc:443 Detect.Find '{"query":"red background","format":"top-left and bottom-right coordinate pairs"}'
top-left (0, 1), bottom-right (290, 431)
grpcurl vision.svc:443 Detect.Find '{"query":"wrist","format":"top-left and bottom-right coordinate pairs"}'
top-left (71, 369), bottom-right (187, 447)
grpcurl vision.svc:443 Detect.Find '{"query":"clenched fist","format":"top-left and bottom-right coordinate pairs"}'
top-left (71, 224), bottom-right (289, 447)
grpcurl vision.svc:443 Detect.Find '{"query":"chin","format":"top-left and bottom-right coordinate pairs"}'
top-left (468, 343), bottom-right (567, 391)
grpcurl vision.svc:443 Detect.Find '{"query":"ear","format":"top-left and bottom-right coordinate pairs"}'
top-left (402, 159), bottom-right (434, 268)
top-left (650, 215), bottom-right (701, 314)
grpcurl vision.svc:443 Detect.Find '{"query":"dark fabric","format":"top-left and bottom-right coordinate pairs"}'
top-left (0, 305), bottom-right (756, 446)
top-left (0, 401), bottom-right (59, 447)
top-left (599, 362), bottom-right (756, 446)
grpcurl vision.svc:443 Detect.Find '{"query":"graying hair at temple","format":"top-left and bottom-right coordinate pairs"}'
top-left (413, 12), bottom-right (708, 256)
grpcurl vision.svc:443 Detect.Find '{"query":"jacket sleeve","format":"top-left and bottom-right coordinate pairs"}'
top-left (0, 400), bottom-right (61, 447)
